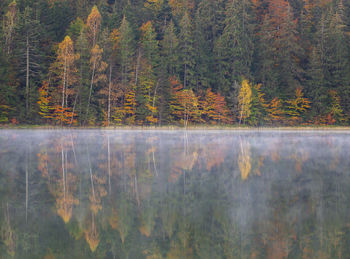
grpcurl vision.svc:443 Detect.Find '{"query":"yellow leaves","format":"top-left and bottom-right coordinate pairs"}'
top-left (239, 141), bottom-right (251, 181)
top-left (84, 217), bottom-right (100, 252)
top-left (113, 88), bottom-right (136, 125)
top-left (238, 79), bottom-right (253, 123)
top-left (110, 28), bottom-right (120, 51)
top-left (266, 97), bottom-right (285, 124)
top-left (38, 81), bottom-right (53, 119)
top-left (169, 0), bottom-right (194, 17)
top-left (170, 78), bottom-right (202, 125)
top-left (87, 5), bottom-right (101, 45)
top-left (328, 90), bottom-right (346, 124)
top-left (108, 209), bottom-right (119, 230)
top-left (56, 194), bottom-right (79, 223)
top-left (144, 0), bottom-right (164, 12)
top-left (285, 88), bottom-right (311, 124)
top-left (0, 104), bottom-right (12, 122)
top-left (90, 44), bottom-right (108, 75)
top-left (141, 21), bottom-right (153, 36)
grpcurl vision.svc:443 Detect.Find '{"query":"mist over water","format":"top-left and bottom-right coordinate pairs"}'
top-left (1, 130), bottom-right (350, 258)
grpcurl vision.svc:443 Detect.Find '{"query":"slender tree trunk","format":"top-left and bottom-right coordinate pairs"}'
top-left (62, 55), bottom-right (67, 109)
top-left (70, 91), bottom-right (79, 126)
top-left (135, 48), bottom-right (141, 85)
top-left (86, 60), bottom-right (96, 123)
top-left (239, 102), bottom-right (245, 125)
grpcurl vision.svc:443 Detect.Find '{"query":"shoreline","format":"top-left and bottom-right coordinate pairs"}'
top-left (2, 125), bottom-right (350, 131)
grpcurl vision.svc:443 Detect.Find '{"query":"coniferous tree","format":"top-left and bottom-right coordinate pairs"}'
top-left (16, 6), bottom-right (42, 120)
top-left (215, 0), bottom-right (254, 105)
top-left (179, 11), bottom-right (195, 89)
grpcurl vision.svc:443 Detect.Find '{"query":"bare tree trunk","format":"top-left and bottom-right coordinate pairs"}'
top-left (86, 60), bottom-right (96, 123)
top-left (135, 48), bottom-right (141, 85)
top-left (70, 91), bottom-right (78, 126)
top-left (239, 103), bottom-right (244, 125)
top-left (62, 55), bottom-right (67, 109)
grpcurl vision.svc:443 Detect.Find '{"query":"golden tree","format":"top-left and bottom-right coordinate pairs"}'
top-left (86, 5), bottom-right (101, 46)
top-left (285, 88), bottom-right (311, 125)
top-left (49, 36), bottom-right (79, 124)
top-left (238, 79), bottom-right (253, 124)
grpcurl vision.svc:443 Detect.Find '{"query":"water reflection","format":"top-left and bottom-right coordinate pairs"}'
top-left (1, 130), bottom-right (350, 258)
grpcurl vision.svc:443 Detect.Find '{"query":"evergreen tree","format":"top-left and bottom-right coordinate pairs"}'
top-left (179, 12), bottom-right (195, 89)
top-left (15, 6), bottom-right (42, 120)
top-left (194, 0), bottom-right (225, 90)
top-left (215, 0), bottom-right (254, 104)
top-left (118, 16), bottom-right (135, 88)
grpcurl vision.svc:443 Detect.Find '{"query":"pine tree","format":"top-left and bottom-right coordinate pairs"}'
top-left (0, 46), bottom-right (13, 123)
top-left (215, 0), bottom-right (254, 97)
top-left (135, 21), bottom-right (159, 124)
top-left (159, 20), bottom-right (179, 124)
top-left (161, 20), bottom-right (179, 76)
top-left (16, 6), bottom-right (42, 119)
top-left (194, 0), bottom-right (225, 90)
top-left (255, 0), bottom-right (303, 98)
top-left (118, 16), bottom-right (135, 88)
top-left (179, 12), bottom-right (195, 89)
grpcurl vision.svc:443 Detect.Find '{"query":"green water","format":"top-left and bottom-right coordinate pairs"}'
top-left (1, 130), bottom-right (350, 258)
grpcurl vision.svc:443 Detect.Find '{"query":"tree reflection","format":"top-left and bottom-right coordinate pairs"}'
top-left (1, 131), bottom-right (350, 258)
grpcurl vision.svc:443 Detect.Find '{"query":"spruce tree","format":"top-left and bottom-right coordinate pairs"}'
top-left (179, 12), bottom-right (195, 89)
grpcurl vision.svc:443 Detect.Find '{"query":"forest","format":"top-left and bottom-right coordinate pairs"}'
top-left (0, 0), bottom-right (349, 126)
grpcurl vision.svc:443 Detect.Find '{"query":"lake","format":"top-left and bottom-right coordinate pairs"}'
top-left (1, 130), bottom-right (350, 258)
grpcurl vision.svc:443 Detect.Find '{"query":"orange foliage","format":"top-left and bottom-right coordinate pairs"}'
top-left (51, 105), bottom-right (77, 125)
top-left (169, 77), bottom-right (201, 126)
top-left (37, 81), bottom-right (53, 120)
top-left (200, 89), bottom-right (232, 124)
top-left (266, 97), bottom-right (285, 124)
top-left (285, 88), bottom-right (311, 125)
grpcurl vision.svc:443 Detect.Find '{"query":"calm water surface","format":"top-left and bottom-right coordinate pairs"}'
top-left (1, 130), bottom-right (350, 258)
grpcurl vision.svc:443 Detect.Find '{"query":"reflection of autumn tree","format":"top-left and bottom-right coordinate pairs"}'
top-left (84, 212), bottom-right (99, 252)
top-left (289, 142), bottom-right (309, 173)
top-left (87, 144), bottom-right (107, 215)
top-left (38, 137), bottom-right (79, 223)
top-left (1, 204), bottom-right (15, 257)
top-left (202, 142), bottom-right (227, 171)
top-left (239, 138), bottom-right (252, 181)
top-left (169, 149), bottom-right (198, 183)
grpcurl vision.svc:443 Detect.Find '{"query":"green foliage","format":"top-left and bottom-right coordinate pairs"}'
top-left (1, 0), bottom-right (350, 126)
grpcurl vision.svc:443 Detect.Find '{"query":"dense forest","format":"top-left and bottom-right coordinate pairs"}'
top-left (0, 0), bottom-right (349, 126)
